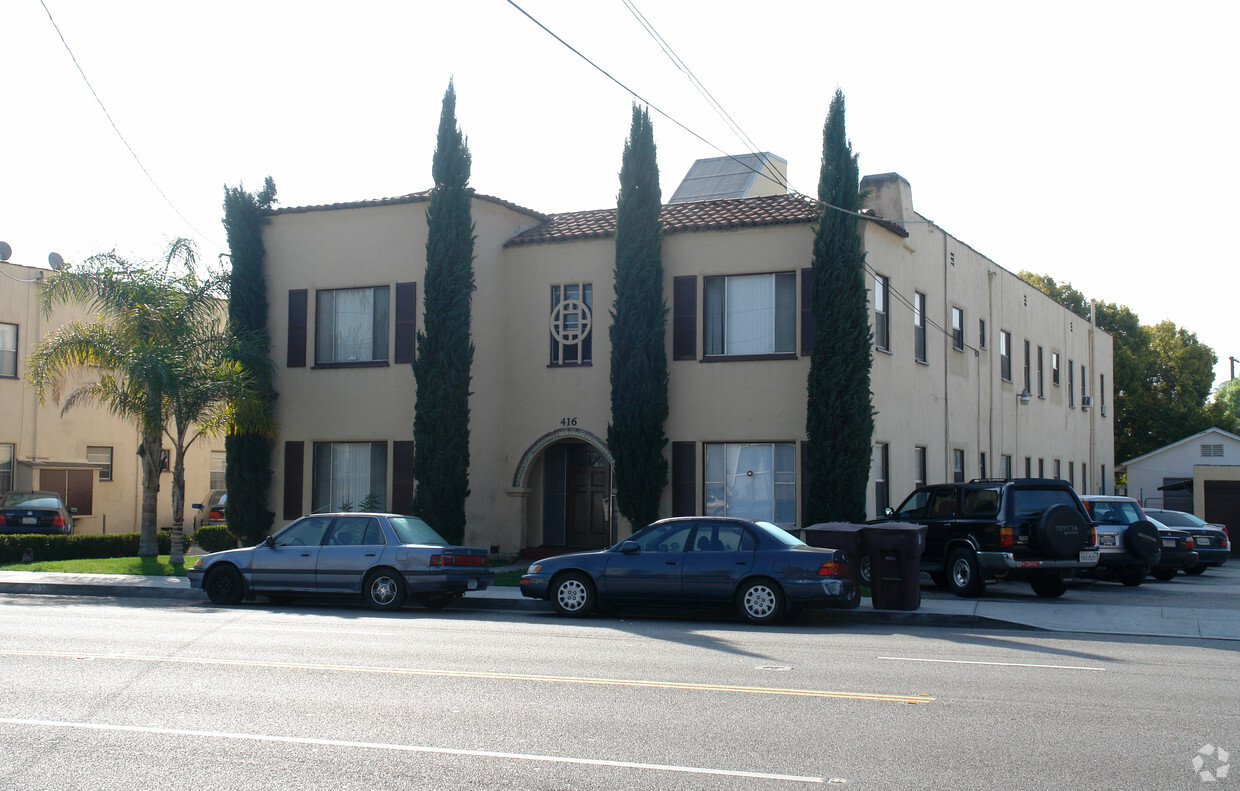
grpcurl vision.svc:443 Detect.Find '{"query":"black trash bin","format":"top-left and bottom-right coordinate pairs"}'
top-left (863, 522), bottom-right (927, 610)
top-left (801, 522), bottom-right (866, 580)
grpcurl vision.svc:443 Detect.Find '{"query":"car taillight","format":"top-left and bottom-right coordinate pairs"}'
top-left (1000, 527), bottom-right (1013, 547)
top-left (52, 514), bottom-right (64, 527)
top-left (817, 561), bottom-right (845, 577)
top-left (430, 554), bottom-right (485, 567)
top-left (1088, 526), bottom-right (1097, 546)
top-left (1185, 537), bottom-right (1194, 550)
top-left (209, 510), bottom-right (223, 520)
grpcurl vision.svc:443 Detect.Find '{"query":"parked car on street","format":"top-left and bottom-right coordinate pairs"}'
top-left (519, 517), bottom-right (858, 624)
top-left (883, 478), bottom-right (1099, 599)
top-left (188, 513), bottom-right (493, 610)
top-left (192, 490), bottom-right (227, 525)
top-left (0, 491), bottom-right (74, 535)
top-left (1141, 508), bottom-right (1230, 575)
top-left (1079, 496), bottom-right (1197, 583)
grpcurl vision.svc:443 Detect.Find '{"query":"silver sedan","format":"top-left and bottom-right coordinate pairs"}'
top-left (189, 513), bottom-right (493, 610)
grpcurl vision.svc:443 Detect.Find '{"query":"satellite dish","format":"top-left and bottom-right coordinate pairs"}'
top-left (0, 242), bottom-right (10, 262)
top-left (48, 252), bottom-right (64, 270)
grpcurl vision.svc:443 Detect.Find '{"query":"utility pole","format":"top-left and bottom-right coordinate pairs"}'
top-left (1230, 355), bottom-right (1237, 380)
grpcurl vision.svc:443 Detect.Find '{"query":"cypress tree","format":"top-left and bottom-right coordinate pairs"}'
top-left (607, 105), bottom-right (669, 532)
top-left (222, 177), bottom-right (278, 543)
top-left (412, 80), bottom-right (475, 544)
top-left (804, 89), bottom-right (874, 524)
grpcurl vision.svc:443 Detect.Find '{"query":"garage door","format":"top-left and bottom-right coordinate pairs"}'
top-left (1204, 481), bottom-right (1240, 557)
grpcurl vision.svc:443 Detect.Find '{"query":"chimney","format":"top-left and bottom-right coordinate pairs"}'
top-left (859, 173), bottom-right (914, 229)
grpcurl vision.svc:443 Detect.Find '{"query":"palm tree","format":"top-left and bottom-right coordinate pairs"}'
top-left (28, 239), bottom-right (271, 561)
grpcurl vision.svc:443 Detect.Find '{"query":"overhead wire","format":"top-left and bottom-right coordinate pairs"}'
top-left (37, 0), bottom-right (224, 253)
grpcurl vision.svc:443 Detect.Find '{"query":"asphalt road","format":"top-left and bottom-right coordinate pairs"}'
top-left (1, 595), bottom-right (1237, 790)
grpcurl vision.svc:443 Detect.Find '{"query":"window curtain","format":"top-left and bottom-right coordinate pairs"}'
top-left (725, 275), bottom-right (774, 355)
top-left (334, 289), bottom-right (373, 362)
top-left (313, 442), bottom-right (386, 512)
top-left (0, 324), bottom-right (16, 376)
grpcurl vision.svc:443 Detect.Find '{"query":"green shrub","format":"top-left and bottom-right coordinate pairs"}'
top-left (0, 531), bottom-right (190, 563)
top-left (194, 525), bottom-right (239, 553)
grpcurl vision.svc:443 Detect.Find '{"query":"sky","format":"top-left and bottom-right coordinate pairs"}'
top-left (3, 0), bottom-right (1237, 390)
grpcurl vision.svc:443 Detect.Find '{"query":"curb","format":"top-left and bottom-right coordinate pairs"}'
top-left (0, 580), bottom-right (204, 601)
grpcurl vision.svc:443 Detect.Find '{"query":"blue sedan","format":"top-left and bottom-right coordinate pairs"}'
top-left (189, 513), bottom-right (493, 610)
top-left (519, 517), bottom-right (859, 623)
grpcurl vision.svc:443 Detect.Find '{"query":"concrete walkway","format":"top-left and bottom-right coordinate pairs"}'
top-left (1, 569), bottom-right (1237, 640)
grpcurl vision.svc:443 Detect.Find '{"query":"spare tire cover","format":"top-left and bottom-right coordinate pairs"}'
top-left (1123, 520), bottom-right (1161, 562)
top-left (1035, 504), bottom-right (1089, 559)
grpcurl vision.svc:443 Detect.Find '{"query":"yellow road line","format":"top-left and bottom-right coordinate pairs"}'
top-left (0, 649), bottom-right (933, 703)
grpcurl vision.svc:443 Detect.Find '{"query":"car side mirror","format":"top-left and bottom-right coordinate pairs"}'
top-left (619, 540), bottom-right (640, 554)
top-left (264, 536), bottom-right (276, 548)
top-left (884, 507), bottom-right (895, 518)
top-left (192, 503), bottom-right (203, 511)
top-left (69, 507), bottom-right (78, 514)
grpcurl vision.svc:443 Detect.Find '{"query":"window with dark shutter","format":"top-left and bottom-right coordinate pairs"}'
top-left (394, 283), bottom-right (416, 364)
top-left (673, 276), bottom-right (697, 361)
top-left (287, 290), bottom-right (307, 368)
top-left (672, 442), bottom-right (695, 516)
top-left (801, 268), bottom-right (814, 356)
top-left (283, 441), bottom-right (304, 520)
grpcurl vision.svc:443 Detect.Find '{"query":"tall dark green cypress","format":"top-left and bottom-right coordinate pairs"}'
top-left (412, 80), bottom-right (475, 544)
top-left (805, 89), bottom-right (874, 524)
top-left (607, 105), bottom-right (669, 532)
top-left (222, 177), bottom-right (278, 543)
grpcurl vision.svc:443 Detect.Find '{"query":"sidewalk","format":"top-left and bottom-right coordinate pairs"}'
top-left (2, 569), bottom-right (1237, 640)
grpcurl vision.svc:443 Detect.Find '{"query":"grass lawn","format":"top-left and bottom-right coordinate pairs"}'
top-left (0, 555), bottom-right (200, 576)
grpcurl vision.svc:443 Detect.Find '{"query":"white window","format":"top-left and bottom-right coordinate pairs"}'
top-left (704, 442), bottom-right (795, 526)
top-left (1000, 454), bottom-right (1012, 480)
top-left (312, 442), bottom-right (387, 513)
top-left (315, 286), bottom-right (390, 365)
top-left (0, 444), bottom-right (13, 494)
top-left (0, 323), bottom-right (16, 378)
top-left (913, 292), bottom-right (926, 362)
top-left (210, 450), bottom-right (226, 489)
top-left (952, 449), bottom-right (965, 482)
top-left (704, 273), bottom-right (796, 356)
top-left (874, 274), bottom-right (890, 351)
top-left (999, 331), bottom-right (1012, 381)
top-left (86, 446), bottom-right (113, 482)
top-left (874, 443), bottom-right (889, 517)
top-left (915, 446), bottom-right (927, 489)
top-left (951, 307), bottom-right (964, 351)
top-left (550, 283), bottom-right (592, 365)
top-left (1052, 352), bottom-right (1061, 386)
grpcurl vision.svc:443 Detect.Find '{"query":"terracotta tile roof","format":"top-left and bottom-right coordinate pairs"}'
top-left (504, 193), bottom-right (909, 247)
top-left (261, 190), bottom-right (548, 221)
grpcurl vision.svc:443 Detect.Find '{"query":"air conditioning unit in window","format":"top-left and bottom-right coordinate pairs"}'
top-left (1081, 396), bottom-right (1092, 410)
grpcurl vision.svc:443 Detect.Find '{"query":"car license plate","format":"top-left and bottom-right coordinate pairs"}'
top-left (1162, 538), bottom-right (1176, 548)
top-left (22, 517), bottom-right (37, 525)
top-left (1196, 537), bottom-right (1210, 546)
top-left (1079, 550), bottom-right (1099, 563)
top-left (467, 578), bottom-right (478, 590)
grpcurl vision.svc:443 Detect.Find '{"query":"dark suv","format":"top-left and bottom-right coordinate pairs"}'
top-left (886, 478), bottom-right (1099, 599)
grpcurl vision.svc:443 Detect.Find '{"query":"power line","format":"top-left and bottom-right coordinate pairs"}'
top-left (38, 0), bottom-right (224, 252)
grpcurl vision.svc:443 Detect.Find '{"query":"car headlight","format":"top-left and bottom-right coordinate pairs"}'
top-left (527, 564), bottom-right (541, 574)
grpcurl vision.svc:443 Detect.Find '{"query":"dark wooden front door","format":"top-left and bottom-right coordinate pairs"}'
top-left (565, 444), bottom-right (610, 548)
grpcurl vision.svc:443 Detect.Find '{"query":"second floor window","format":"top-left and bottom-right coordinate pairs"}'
top-left (704, 272), bottom-right (795, 357)
top-left (0, 322), bottom-right (16, 378)
top-left (86, 446), bottom-right (113, 482)
top-left (1000, 331), bottom-right (1012, 381)
top-left (550, 283), bottom-right (593, 366)
top-left (874, 274), bottom-right (890, 351)
top-left (316, 286), bottom-right (389, 365)
top-left (1052, 352), bottom-right (1061, 386)
top-left (1037, 346), bottom-right (1044, 397)
top-left (913, 292), bottom-right (926, 362)
top-left (951, 307), bottom-right (964, 351)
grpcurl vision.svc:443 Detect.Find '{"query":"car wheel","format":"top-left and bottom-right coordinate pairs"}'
top-left (947, 548), bottom-right (985, 598)
top-left (363, 569), bottom-right (407, 611)
top-left (551, 572), bottom-right (595, 617)
top-left (1118, 567), bottom-right (1146, 587)
top-left (860, 555), bottom-right (872, 585)
top-left (1151, 566), bottom-right (1177, 582)
top-left (1030, 574), bottom-right (1067, 598)
top-left (929, 571), bottom-right (949, 588)
top-left (420, 594), bottom-right (454, 610)
top-left (1183, 564), bottom-right (1208, 576)
top-left (204, 565), bottom-right (244, 605)
top-left (736, 579), bottom-right (785, 624)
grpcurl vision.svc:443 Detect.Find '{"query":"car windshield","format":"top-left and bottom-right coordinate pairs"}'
top-left (1088, 500), bottom-right (1144, 525)
top-left (1146, 510), bottom-right (1206, 527)
top-left (389, 516), bottom-right (449, 546)
top-left (1, 493), bottom-right (63, 509)
top-left (1010, 488), bottom-right (1081, 520)
top-left (754, 521), bottom-right (806, 546)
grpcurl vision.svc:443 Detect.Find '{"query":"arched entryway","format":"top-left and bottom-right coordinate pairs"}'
top-left (513, 429), bottom-right (615, 550)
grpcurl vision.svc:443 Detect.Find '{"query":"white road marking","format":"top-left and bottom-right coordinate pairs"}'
top-left (222, 626), bottom-right (395, 636)
top-left (878, 656), bottom-right (1105, 671)
top-left (0, 718), bottom-right (825, 784)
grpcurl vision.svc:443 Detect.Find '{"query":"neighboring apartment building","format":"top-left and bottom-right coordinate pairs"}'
top-left (1, 256), bottom-right (224, 533)
top-left (258, 159), bottom-right (1114, 553)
